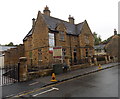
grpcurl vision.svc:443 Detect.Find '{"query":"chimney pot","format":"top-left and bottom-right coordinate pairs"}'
top-left (32, 18), bottom-right (35, 28)
top-left (68, 15), bottom-right (74, 24)
top-left (114, 29), bottom-right (117, 35)
top-left (43, 5), bottom-right (51, 16)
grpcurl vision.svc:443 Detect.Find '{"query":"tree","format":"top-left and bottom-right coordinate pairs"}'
top-left (5, 42), bottom-right (14, 46)
top-left (102, 33), bottom-right (120, 44)
top-left (93, 32), bottom-right (102, 45)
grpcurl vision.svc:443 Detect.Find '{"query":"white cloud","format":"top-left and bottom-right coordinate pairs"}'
top-left (0, 0), bottom-right (119, 45)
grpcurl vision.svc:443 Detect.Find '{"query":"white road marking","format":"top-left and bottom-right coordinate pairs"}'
top-left (32, 87), bottom-right (59, 97)
top-left (5, 94), bottom-right (14, 98)
top-left (29, 82), bottom-right (39, 86)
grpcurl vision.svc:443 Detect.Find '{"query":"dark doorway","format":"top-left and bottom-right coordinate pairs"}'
top-left (86, 49), bottom-right (88, 57)
top-left (73, 49), bottom-right (77, 64)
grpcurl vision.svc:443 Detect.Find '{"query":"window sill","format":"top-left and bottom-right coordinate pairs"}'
top-left (59, 40), bottom-right (65, 42)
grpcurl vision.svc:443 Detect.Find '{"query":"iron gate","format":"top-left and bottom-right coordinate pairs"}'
top-left (1, 64), bottom-right (19, 86)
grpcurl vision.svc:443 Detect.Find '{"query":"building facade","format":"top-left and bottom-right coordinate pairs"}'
top-left (23, 6), bottom-right (94, 67)
top-left (105, 30), bottom-right (120, 62)
top-left (4, 44), bottom-right (24, 66)
top-left (0, 46), bottom-right (16, 68)
top-left (94, 44), bottom-right (106, 55)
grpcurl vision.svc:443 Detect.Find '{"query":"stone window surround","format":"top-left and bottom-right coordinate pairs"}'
top-left (59, 31), bottom-right (65, 41)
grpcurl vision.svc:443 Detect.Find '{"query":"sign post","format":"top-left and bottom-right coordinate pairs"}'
top-left (53, 47), bottom-right (63, 63)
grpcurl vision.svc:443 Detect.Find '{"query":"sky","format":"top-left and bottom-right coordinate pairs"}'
top-left (0, 0), bottom-right (119, 45)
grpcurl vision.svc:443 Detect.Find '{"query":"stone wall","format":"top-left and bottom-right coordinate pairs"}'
top-left (105, 35), bottom-right (120, 62)
top-left (31, 11), bottom-right (49, 66)
top-left (78, 20), bottom-right (94, 60)
top-left (24, 35), bottom-right (32, 66)
top-left (4, 44), bottom-right (24, 66)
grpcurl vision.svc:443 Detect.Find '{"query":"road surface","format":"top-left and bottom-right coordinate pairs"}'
top-left (14, 65), bottom-right (118, 98)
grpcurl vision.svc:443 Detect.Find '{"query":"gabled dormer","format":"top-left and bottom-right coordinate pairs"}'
top-left (56, 22), bottom-right (67, 41)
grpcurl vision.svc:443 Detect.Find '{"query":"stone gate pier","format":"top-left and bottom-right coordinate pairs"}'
top-left (19, 57), bottom-right (28, 82)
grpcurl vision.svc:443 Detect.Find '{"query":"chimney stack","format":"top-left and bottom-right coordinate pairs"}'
top-left (32, 18), bottom-right (35, 28)
top-left (114, 29), bottom-right (117, 35)
top-left (43, 5), bottom-right (51, 16)
top-left (68, 15), bottom-right (74, 24)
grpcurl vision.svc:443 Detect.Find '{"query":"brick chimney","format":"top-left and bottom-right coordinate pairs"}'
top-left (68, 15), bottom-right (74, 24)
top-left (114, 29), bottom-right (117, 35)
top-left (32, 18), bottom-right (35, 28)
top-left (43, 5), bottom-right (51, 16)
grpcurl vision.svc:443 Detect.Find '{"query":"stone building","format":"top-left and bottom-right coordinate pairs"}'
top-left (94, 44), bottom-right (106, 55)
top-left (23, 6), bottom-right (94, 67)
top-left (0, 45), bottom-right (15, 68)
top-left (105, 29), bottom-right (120, 62)
top-left (4, 44), bottom-right (24, 66)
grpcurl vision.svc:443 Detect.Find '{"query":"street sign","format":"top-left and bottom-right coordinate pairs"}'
top-left (53, 47), bottom-right (62, 58)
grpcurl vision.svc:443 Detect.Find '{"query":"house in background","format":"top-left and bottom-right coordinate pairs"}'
top-left (94, 29), bottom-right (119, 62)
top-left (105, 29), bottom-right (120, 62)
top-left (94, 44), bottom-right (106, 55)
top-left (23, 6), bottom-right (94, 67)
top-left (0, 45), bottom-right (15, 68)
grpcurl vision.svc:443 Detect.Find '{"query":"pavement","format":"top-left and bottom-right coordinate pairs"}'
top-left (27, 66), bottom-right (118, 97)
top-left (1, 62), bottom-right (119, 98)
top-left (29, 62), bottom-right (119, 85)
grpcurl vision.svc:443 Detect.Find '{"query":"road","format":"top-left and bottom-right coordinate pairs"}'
top-left (14, 65), bottom-right (118, 98)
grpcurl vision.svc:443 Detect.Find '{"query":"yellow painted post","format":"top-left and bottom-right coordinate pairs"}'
top-left (98, 64), bottom-right (102, 69)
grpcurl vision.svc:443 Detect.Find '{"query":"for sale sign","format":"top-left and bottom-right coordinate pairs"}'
top-left (53, 47), bottom-right (62, 58)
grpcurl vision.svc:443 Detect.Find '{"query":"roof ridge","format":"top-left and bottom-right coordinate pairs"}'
top-left (42, 14), bottom-right (83, 25)
top-left (42, 14), bottom-right (70, 24)
top-left (76, 22), bottom-right (84, 26)
top-left (24, 14), bottom-right (85, 41)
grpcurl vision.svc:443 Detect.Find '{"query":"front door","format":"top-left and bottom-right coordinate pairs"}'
top-left (73, 49), bottom-right (77, 64)
top-left (86, 49), bottom-right (88, 57)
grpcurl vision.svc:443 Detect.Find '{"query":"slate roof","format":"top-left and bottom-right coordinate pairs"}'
top-left (23, 14), bottom-right (84, 41)
top-left (23, 29), bottom-right (33, 41)
top-left (94, 44), bottom-right (105, 50)
top-left (43, 14), bottom-right (84, 35)
top-left (76, 22), bottom-right (84, 35)
top-left (0, 46), bottom-right (16, 52)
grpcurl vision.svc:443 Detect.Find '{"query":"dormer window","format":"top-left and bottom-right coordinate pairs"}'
top-left (59, 31), bottom-right (64, 41)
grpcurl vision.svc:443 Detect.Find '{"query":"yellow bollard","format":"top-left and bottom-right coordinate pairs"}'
top-left (98, 64), bottom-right (102, 69)
top-left (51, 73), bottom-right (57, 82)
